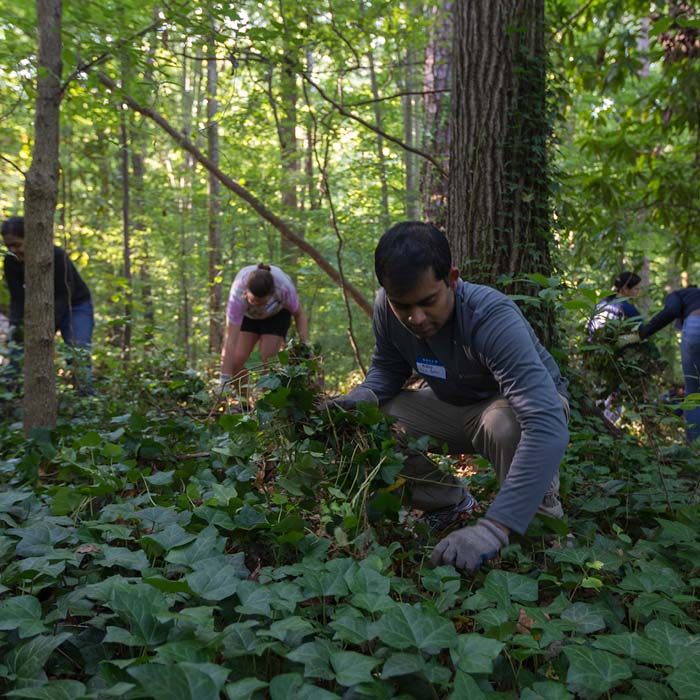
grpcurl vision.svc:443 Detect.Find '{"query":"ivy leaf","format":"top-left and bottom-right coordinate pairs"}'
top-left (667, 655), bottom-right (700, 698)
top-left (165, 526), bottom-right (226, 568)
top-left (6, 680), bottom-right (86, 699)
top-left (630, 678), bottom-right (678, 700)
top-left (644, 619), bottom-right (700, 667)
top-left (107, 583), bottom-right (171, 646)
top-left (0, 595), bottom-right (47, 638)
top-left (233, 504), bottom-right (268, 530)
top-left (563, 645), bottom-right (633, 696)
top-left (285, 640), bottom-right (334, 680)
top-left (373, 602), bottom-right (458, 653)
top-left (268, 673), bottom-right (340, 700)
top-left (98, 546), bottom-right (149, 571)
top-left (381, 652), bottom-right (426, 678)
top-left (592, 633), bottom-right (666, 666)
top-left (329, 650), bottom-right (380, 687)
top-left (127, 662), bottom-right (228, 700)
top-left (560, 603), bottom-right (606, 634)
top-left (3, 633), bottom-right (72, 688)
top-left (225, 677), bottom-right (269, 700)
top-left (519, 681), bottom-right (573, 699)
top-left (329, 614), bottom-right (373, 645)
top-left (185, 557), bottom-right (246, 601)
top-left (450, 634), bottom-right (504, 675)
top-left (484, 570), bottom-right (539, 603)
top-left (450, 670), bottom-right (485, 699)
top-left (264, 616), bottom-right (315, 647)
top-left (235, 580), bottom-right (276, 617)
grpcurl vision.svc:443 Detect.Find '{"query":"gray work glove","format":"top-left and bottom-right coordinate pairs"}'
top-left (430, 519), bottom-right (509, 573)
top-left (615, 332), bottom-right (641, 348)
top-left (219, 373), bottom-right (232, 389)
top-left (321, 386), bottom-right (378, 411)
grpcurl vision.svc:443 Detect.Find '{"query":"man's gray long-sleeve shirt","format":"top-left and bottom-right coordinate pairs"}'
top-left (360, 280), bottom-right (569, 535)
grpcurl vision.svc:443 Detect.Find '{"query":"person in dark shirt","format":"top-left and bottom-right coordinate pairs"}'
top-left (635, 286), bottom-right (700, 442)
top-left (326, 222), bottom-right (569, 573)
top-left (2, 216), bottom-right (94, 393)
top-left (586, 271), bottom-right (642, 341)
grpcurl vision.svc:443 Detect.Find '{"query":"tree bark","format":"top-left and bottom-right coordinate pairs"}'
top-left (206, 30), bottom-right (223, 356)
top-left (97, 71), bottom-right (373, 317)
top-left (23, 0), bottom-right (62, 432)
top-left (446, 0), bottom-right (555, 344)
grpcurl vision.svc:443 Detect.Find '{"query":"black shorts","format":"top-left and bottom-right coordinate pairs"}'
top-left (240, 309), bottom-right (292, 337)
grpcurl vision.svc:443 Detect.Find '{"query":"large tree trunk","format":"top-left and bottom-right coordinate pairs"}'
top-left (206, 31), bottom-right (223, 357)
top-left (447, 0), bottom-right (555, 344)
top-left (421, 0), bottom-right (452, 228)
top-left (23, 0), bottom-right (62, 432)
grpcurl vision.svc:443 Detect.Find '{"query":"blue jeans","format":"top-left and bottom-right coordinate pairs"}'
top-left (681, 316), bottom-right (700, 442)
top-left (57, 300), bottom-right (95, 395)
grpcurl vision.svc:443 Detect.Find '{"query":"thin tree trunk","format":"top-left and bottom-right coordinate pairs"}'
top-left (119, 110), bottom-right (132, 359)
top-left (23, 0), bottom-right (62, 432)
top-left (368, 50), bottom-right (390, 229)
top-left (421, 0), bottom-right (452, 227)
top-left (206, 30), bottom-right (222, 356)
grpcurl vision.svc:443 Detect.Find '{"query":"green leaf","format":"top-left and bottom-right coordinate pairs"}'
top-left (165, 526), bottom-right (226, 567)
top-left (107, 583), bottom-right (170, 646)
top-left (330, 650), bottom-right (380, 686)
top-left (140, 523), bottom-right (197, 552)
top-left (7, 680), bottom-right (87, 700)
top-left (450, 634), bottom-right (504, 674)
top-left (560, 602), bottom-right (606, 633)
top-left (630, 679), bottom-right (677, 700)
top-left (286, 641), bottom-right (334, 680)
top-left (592, 633), bottom-right (666, 666)
top-left (128, 662), bottom-right (228, 700)
top-left (329, 614), bottom-right (373, 645)
top-left (265, 616), bottom-right (315, 647)
top-left (4, 633), bottom-right (72, 688)
top-left (0, 595), bottom-right (47, 638)
top-left (373, 602), bottom-right (457, 653)
top-left (233, 504), bottom-right (268, 530)
top-left (519, 681), bottom-right (573, 700)
top-left (185, 557), bottom-right (245, 601)
top-left (98, 546), bottom-right (149, 571)
top-left (667, 655), bottom-right (700, 698)
top-left (645, 619), bottom-right (700, 667)
top-left (450, 671), bottom-right (485, 700)
top-left (225, 678), bottom-right (269, 700)
top-left (484, 570), bottom-right (538, 602)
top-left (563, 646), bottom-right (633, 696)
top-left (381, 652), bottom-right (426, 679)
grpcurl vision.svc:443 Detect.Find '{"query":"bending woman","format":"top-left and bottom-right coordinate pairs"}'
top-left (586, 271), bottom-right (642, 340)
top-left (220, 263), bottom-right (308, 398)
top-left (2, 216), bottom-right (94, 393)
top-left (638, 285), bottom-right (700, 442)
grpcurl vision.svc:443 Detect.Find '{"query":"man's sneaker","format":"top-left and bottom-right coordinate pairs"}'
top-left (537, 491), bottom-right (564, 520)
top-left (423, 492), bottom-right (478, 533)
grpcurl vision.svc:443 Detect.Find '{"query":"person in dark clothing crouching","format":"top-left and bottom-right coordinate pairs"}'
top-left (2, 216), bottom-right (94, 394)
top-left (326, 222), bottom-right (570, 573)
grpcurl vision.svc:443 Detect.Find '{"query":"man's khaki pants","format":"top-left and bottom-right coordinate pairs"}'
top-left (382, 388), bottom-right (564, 513)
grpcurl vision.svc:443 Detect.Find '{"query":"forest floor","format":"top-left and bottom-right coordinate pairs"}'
top-left (0, 348), bottom-right (698, 699)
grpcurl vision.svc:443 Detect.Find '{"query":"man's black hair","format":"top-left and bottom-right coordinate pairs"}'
top-left (374, 221), bottom-right (452, 294)
top-left (1, 216), bottom-right (24, 238)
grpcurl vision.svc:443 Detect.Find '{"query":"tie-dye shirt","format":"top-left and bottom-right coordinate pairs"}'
top-left (226, 264), bottom-right (300, 326)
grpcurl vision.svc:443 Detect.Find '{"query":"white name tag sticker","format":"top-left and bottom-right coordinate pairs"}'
top-left (416, 356), bottom-right (447, 380)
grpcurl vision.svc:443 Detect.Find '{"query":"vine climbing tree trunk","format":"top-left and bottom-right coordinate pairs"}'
top-left (446, 0), bottom-right (556, 344)
top-left (23, 0), bottom-right (62, 432)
